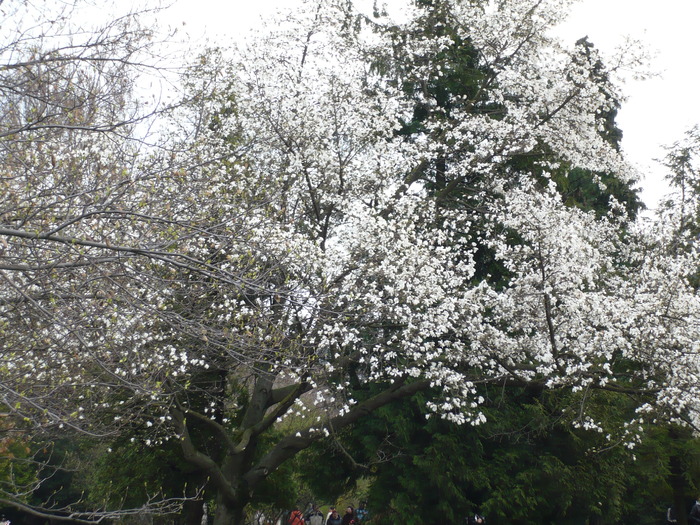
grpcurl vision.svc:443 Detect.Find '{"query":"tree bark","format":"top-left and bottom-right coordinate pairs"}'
top-left (669, 425), bottom-right (689, 525)
top-left (181, 499), bottom-right (205, 525)
top-left (212, 493), bottom-right (245, 525)
top-left (175, 377), bottom-right (431, 525)
top-left (670, 452), bottom-right (688, 525)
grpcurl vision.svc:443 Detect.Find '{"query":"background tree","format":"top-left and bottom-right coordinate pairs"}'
top-left (0, 0), bottom-right (192, 520)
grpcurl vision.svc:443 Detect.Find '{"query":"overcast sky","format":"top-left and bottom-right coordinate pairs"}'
top-left (166, 0), bottom-right (700, 211)
top-left (555, 0), bottom-right (700, 210)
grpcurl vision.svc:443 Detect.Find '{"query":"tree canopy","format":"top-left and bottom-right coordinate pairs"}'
top-left (1, 1), bottom-right (700, 524)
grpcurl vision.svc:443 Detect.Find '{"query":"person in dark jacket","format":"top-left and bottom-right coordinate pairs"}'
top-left (667, 504), bottom-right (678, 524)
top-left (340, 506), bottom-right (356, 525)
top-left (689, 497), bottom-right (700, 525)
top-left (326, 509), bottom-right (342, 525)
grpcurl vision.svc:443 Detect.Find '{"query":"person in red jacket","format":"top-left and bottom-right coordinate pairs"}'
top-left (288, 507), bottom-right (305, 525)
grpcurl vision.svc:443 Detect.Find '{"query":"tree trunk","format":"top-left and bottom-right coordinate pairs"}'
top-left (670, 453), bottom-right (688, 525)
top-left (212, 492), bottom-right (246, 525)
top-left (181, 499), bottom-right (205, 525)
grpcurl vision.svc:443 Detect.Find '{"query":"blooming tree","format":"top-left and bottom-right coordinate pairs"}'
top-left (1, 0), bottom-right (700, 523)
top-left (0, 0), bottom-right (196, 519)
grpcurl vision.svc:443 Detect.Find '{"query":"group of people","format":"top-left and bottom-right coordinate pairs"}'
top-left (287, 502), bottom-right (369, 525)
top-left (665, 498), bottom-right (700, 524)
top-left (287, 503), bottom-right (485, 525)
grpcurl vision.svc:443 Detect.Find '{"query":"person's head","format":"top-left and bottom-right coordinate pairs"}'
top-left (346, 506), bottom-right (354, 515)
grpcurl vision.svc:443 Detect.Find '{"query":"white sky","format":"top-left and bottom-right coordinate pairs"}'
top-left (166, 0), bottom-right (700, 211)
top-left (555, 0), bottom-right (700, 211)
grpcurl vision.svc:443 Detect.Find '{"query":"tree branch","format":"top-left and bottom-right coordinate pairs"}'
top-left (170, 407), bottom-right (238, 505)
top-left (243, 379), bottom-right (430, 489)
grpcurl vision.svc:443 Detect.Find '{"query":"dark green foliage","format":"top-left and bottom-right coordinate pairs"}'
top-left (82, 425), bottom-right (303, 520)
top-left (301, 385), bottom-right (695, 525)
top-left (0, 430), bottom-right (38, 502)
top-left (552, 168), bottom-right (644, 219)
top-left (83, 438), bottom-right (193, 510)
top-left (247, 431), bottom-right (308, 511)
top-left (1, 438), bottom-right (101, 523)
top-left (31, 439), bottom-right (87, 508)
